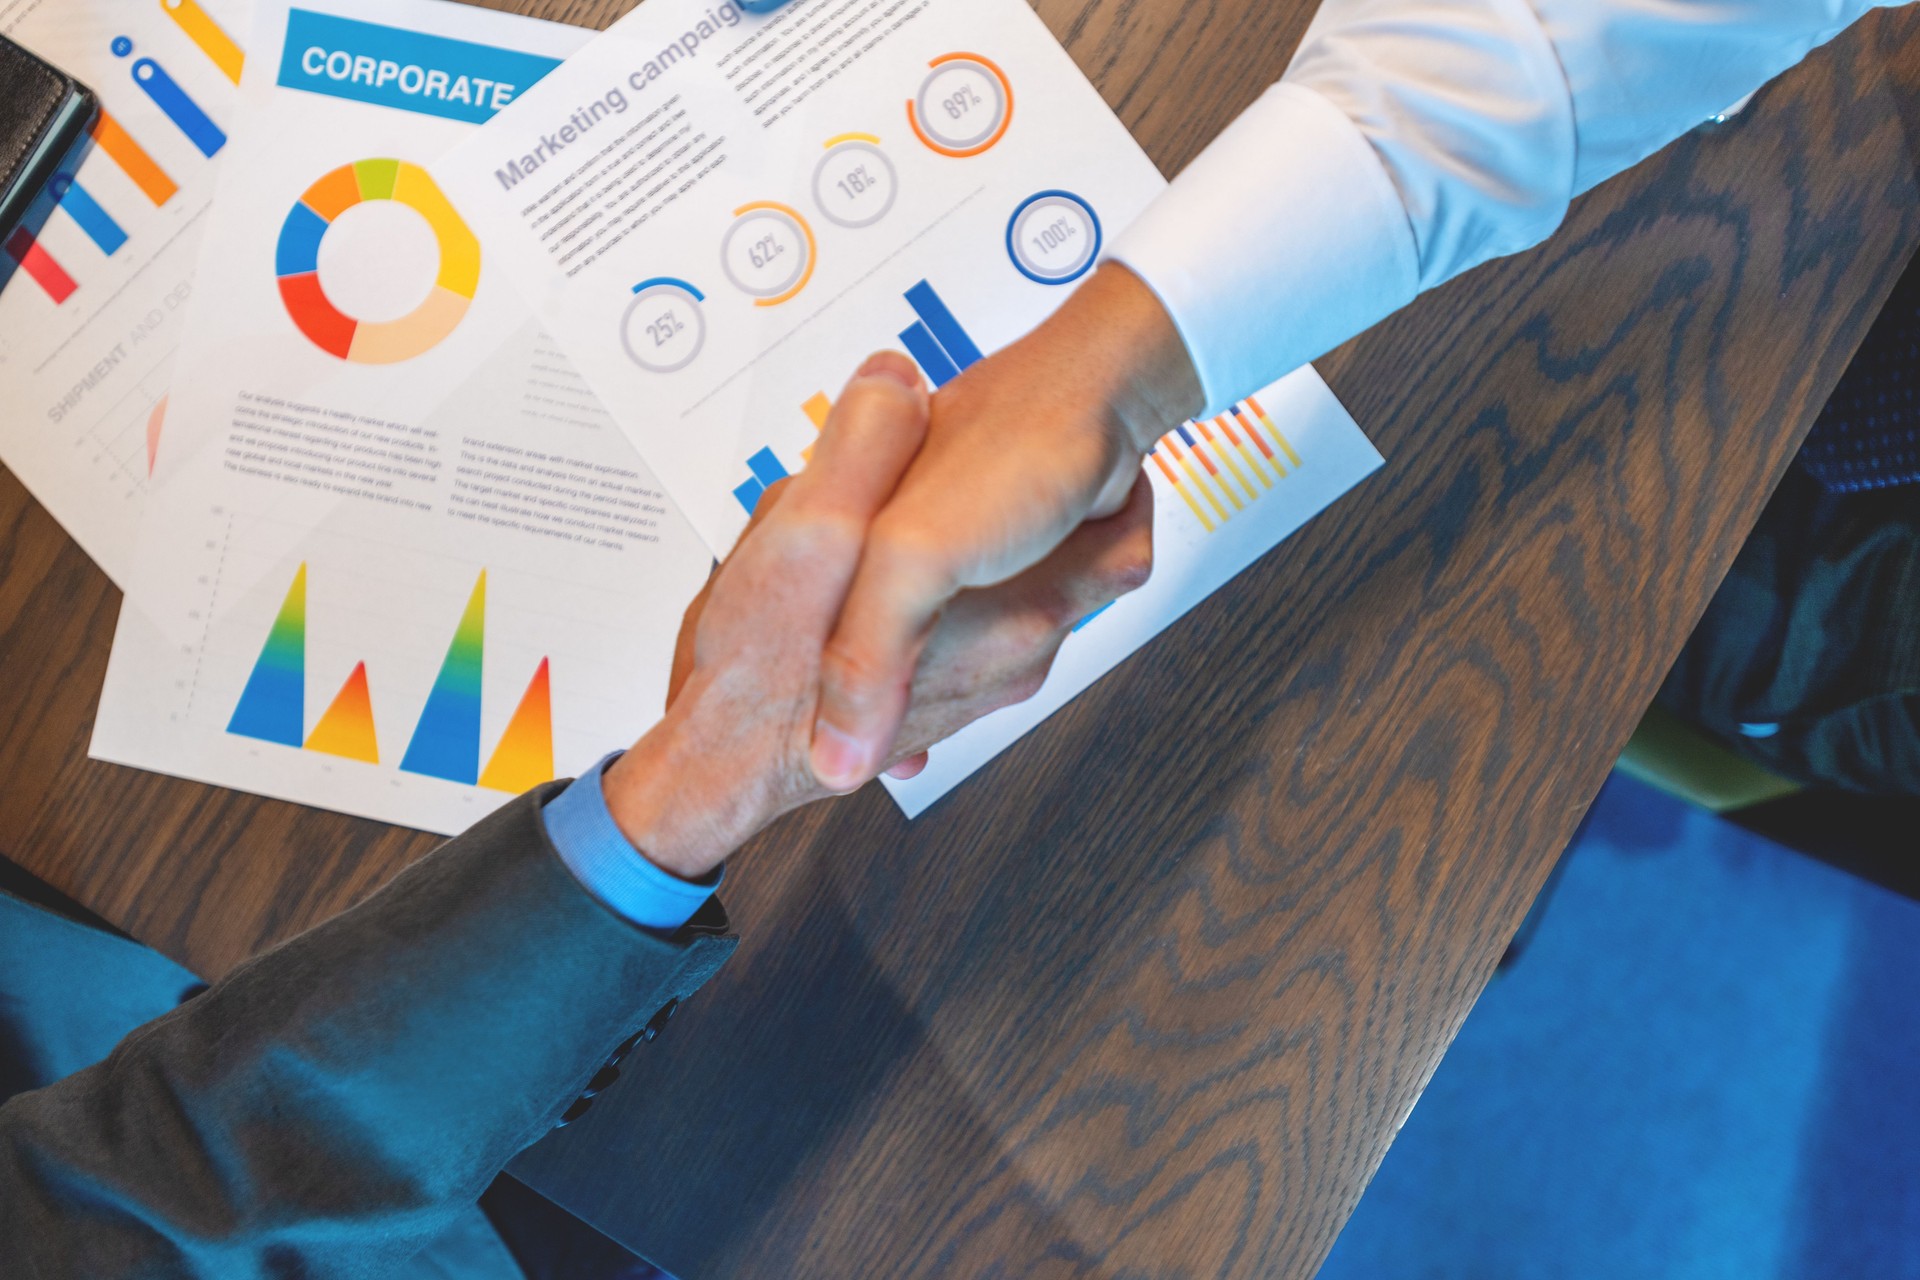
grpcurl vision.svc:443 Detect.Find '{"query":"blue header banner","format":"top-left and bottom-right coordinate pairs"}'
top-left (277, 10), bottom-right (562, 123)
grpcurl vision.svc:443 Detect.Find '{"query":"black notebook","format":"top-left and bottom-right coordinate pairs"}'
top-left (0, 34), bottom-right (97, 248)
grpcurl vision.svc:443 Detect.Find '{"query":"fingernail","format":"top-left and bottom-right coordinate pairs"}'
top-left (856, 350), bottom-right (923, 390)
top-left (811, 721), bottom-right (873, 791)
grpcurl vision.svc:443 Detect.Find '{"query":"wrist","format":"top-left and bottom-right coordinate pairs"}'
top-left (1044, 262), bottom-right (1204, 456)
top-left (599, 715), bottom-right (742, 882)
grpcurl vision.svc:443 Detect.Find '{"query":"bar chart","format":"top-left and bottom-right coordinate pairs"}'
top-left (730, 279), bottom-right (987, 517)
top-left (897, 279), bottom-right (984, 386)
top-left (228, 565), bottom-right (556, 793)
top-left (1148, 395), bottom-right (1304, 534)
top-left (2, 1), bottom-right (242, 306)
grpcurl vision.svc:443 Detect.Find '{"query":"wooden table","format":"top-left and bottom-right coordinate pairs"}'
top-left (4, 0), bottom-right (1918, 1275)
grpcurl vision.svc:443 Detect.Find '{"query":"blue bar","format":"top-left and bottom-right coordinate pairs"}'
top-left (51, 177), bottom-right (128, 256)
top-left (906, 280), bottom-right (984, 370)
top-left (275, 202), bottom-right (330, 276)
top-left (1175, 424), bottom-right (1200, 449)
top-left (900, 321), bottom-right (961, 387)
top-left (132, 58), bottom-right (227, 157)
top-left (1071, 603), bottom-right (1114, 633)
top-left (747, 447), bottom-right (789, 488)
top-left (733, 476), bottom-right (766, 515)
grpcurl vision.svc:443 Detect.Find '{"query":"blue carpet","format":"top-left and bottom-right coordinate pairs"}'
top-left (1317, 773), bottom-right (1920, 1280)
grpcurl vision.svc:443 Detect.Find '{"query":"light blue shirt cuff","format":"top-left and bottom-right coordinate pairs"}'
top-left (540, 753), bottom-right (720, 932)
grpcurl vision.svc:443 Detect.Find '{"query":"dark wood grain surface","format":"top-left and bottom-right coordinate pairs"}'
top-left (3, 1), bottom-right (1918, 1276)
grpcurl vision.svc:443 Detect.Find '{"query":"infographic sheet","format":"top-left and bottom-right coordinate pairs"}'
top-left (0, 0), bottom-right (249, 583)
top-left (441, 0), bottom-right (1385, 816)
top-left (92, 0), bottom-right (714, 835)
top-left (436, 0), bottom-right (1182, 555)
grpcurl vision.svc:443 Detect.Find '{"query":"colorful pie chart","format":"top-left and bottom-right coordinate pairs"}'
top-left (275, 159), bottom-right (479, 364)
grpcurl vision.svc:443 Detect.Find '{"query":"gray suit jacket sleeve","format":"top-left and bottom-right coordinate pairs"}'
top-left (0, 783), bottom-right (738, 1279)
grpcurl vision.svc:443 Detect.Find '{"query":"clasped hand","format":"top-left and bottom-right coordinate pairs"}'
top-left (603, 265), bottom-right (1202, 878)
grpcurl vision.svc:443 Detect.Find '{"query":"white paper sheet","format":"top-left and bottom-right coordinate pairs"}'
top-left (90, 0), bottom-right (714, 835)
top-left (434, 0), bottom-right (1188, 557)
top-left (0, 0), bottom-right (250, 584)
top-left (437, 0), bottom-right (1386, 817)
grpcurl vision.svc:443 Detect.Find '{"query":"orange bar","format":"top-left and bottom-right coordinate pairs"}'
top-left (1215, 416), bottom-right (1275, 485)
top-left (1231, 405), bottom-right (1291, 476)
top-left (92, 112), bottom-right (178, 207)
top-left (1246, 395), bottom-right (1303, 467)
top-left (1197, 419), bottom-right (1259, 500)
top-left (1151, 448), bottom-right (1215, 531)
top-left (1230, 408), bottom-right (1275, 460)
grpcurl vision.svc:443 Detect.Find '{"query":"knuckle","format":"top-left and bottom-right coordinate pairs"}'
top-left (1104, 546), bottom-right (1154, 596)
top-left (870, 517), bottom-right (949, 582)
top-left (1006, 608), bottom-right (1066, 660)
top-left (772, 508), bottom-right (861, 563)
top-left (819, 636), bottom-right (890, 708)
top-left (1000, 665), bottom-right (1050, 709)
top-left (1035, 584), bottom-right (1085, 634)
top-left (833, 375), bottom-right (921, 426)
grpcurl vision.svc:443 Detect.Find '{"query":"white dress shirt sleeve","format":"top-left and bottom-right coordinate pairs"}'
top-left (1113, 0), bottom-right (1906, 415)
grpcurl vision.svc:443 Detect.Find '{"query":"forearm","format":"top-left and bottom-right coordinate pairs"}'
top-left (0, 787), bottom-right (734, 1279)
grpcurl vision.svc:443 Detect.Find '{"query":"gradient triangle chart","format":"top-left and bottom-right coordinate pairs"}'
top-left (228, 564), bottom-right (307, 747)
top-left (305, 661), bottom-right (379, 764)
top-left (479, 657), bottom-right (554, 794)
top-left (400, 571), bottom-right (486, 784)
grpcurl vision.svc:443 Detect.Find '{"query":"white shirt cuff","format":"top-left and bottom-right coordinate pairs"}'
top-left (1110, 82), bottom-right (1421, 417)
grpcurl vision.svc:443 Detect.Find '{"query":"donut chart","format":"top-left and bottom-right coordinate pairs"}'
top-left (276, 159), bottom-right (479, 364)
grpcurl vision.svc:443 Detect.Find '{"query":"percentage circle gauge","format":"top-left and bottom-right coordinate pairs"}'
top-left (910, 54), bottom-right (1013, 157)
top-left (813, 139), bottom-right (899, 229)
top-left (1006, 190), bottom-right (1102, 285)
top-left (622, 279), bottom-right (708, 373)
top-left (721, 202), bottom-right (816, 305)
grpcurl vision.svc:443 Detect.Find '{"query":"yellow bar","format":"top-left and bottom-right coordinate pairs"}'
top-left (1219, 417), bottom-right (1275, 487)
top-left (1170, 440), bottom-right (1229, 523)
top-left (803, 392), bottom-right (833, 430)
top-left (1152, 452), bottom-right (1214, 532)
top-left (1201, 428), bottom-right (1259, 502)
top-left (1191, 440), bottom-right (1243, 510)
top-left (1246, 396), bottom-right (1303, 469)
top-left (161, 0), bottom-right (245, 85)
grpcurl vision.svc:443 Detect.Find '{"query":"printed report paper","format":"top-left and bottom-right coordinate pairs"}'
top-left (91, 0), bottom-right (714, 836)
top-left (0, 0), bottom-right (249, 584)
top-left (437, 0), bottom-right (1385, 817)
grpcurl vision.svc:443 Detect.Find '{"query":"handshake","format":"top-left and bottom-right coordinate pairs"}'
top-left (602, 263), bottom-right (1204, 880)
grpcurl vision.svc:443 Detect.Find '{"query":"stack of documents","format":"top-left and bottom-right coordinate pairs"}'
top-left (0, 0), bottom-right (1381, 834)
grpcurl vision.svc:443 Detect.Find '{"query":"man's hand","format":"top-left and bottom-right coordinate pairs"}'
top-left (809, 264), bottom-right (1204, 789)
top-left (598, 351), bottom-right (1155, 880)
